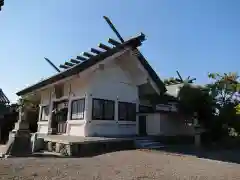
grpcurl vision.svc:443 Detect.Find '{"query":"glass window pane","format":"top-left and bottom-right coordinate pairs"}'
top-left (93, 99), bottom-right (103, 119)
top-left (77, 99), bottom-right (84, 119)
top-left (41, 105), bottom-right (49, 121)
top-left (71, 99), bottom-right (85, 120)
top-left (119, 102), bottom-right (127, 121)
top-left (104, 100), bottom-right (114, 120)
top-left (118, 102), bottom-right (136, 121)
top-left (128, 103), bottom-right (136, 121)
top-left (92, 99), bottom-right (115, 120)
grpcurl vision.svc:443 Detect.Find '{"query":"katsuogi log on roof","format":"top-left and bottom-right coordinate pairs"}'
top-left (76, 56), bottom-right (87, 61)
top-left (98, 43), bottom-right (112, 51)
top-left (108, 38), bottom-right (121, 46)
top-left (70, 59), bottom-right (81, 64)
top-left (83, 52), bottom-right (94, 58)
top-left (91, 48), bottom-right (102, 55)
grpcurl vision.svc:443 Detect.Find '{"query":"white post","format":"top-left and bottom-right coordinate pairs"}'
top-left (38, 105), bottom-right (42, 122)
top-left (85, 93), bottom-right (92, 123)
top-left (84, 93), bottom-right (92, 136)
top-left (67, 100), bottom-right (71, 121)
top-left (37, 105), bottom-right (42, 132)
top-left (66, 83), bottom-right (72, 135)
top-left (47, 90), bottom-right (54, 134)
top-left (66, 98), bottom-right (71, 135)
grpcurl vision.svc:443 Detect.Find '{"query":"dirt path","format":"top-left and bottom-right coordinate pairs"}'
top-left (0, 150), bottom-right (239, 180)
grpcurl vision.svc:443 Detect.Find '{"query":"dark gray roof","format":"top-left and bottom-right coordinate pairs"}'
top-left (0, 89), bottom-right (10, 104)
top-left (17, 33), bottom-right (166, 96)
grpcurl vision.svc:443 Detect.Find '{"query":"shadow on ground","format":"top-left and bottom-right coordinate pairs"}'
top-left (8, 149), bottom-right (133, 159)
top-left (5, 144), bottom-right (240, 164)
top-left (156, 145), bottom-right (240, 164)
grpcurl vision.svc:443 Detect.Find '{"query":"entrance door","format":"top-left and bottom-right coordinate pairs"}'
top-left (55, 108), bottom-right (68, 134)
top-left (52, 100), bottom-right (68, 134)
top-left (139, 115), bottom-right (147, 136)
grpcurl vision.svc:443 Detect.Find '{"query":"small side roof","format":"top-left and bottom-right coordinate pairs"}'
top-left (0, 89), bottom-right (10, 104)
top-left (165, 83), bottom-right (183, 98)
top-left (17, 33), bottom-right (166, 96)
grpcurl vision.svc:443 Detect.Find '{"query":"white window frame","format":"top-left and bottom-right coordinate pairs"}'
top-left (70, 98), bottom-right (85, 120)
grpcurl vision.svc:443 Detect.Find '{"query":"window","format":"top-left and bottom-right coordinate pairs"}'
top-left (139, 105), bottom-right (154, 113)
top-left (92, 98), bottom-right (114, 120)
top-left (118, 102), bottom-right (136, 121)
top-left (41, 105), bottom-right (49, 121)
top-left (71, 99), bottom-right (85, 120)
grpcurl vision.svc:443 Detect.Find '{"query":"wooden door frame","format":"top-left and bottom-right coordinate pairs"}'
top-left (51, 98), bottom-right (69, 134)
top-left (138, 115), bottom-right (147, 136)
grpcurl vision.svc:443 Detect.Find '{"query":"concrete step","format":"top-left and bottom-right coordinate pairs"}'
top-left (144, 145), bottom-right (165, 149)
top-left (0, 145), bottom-right (7, 158)
top-left (33, 151), bottom-right (64, 157)
top-left (135, 138), bottom-right (165, 149)
top-left (136, 139), bottom-right (154, 142)
top-left (141, 142), bottom-right (163, 147)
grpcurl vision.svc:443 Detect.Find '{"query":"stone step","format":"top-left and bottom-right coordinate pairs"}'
top-left (144, 145), bottom-right (165, 149)
top-left (0, 145), bottom-right (7, 158)
top-left (135, 137), bottom-right (152, 141)
top-left (136, 139), bottom-right (154, 142)
top-left (135, 138), bottom-right (166, 149)
top-left (141, 142), bottom-right (163, 147)
top-left (33, 151), bottom-right (65, 157)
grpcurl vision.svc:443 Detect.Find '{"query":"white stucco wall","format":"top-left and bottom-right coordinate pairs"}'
top-left (145, 113), bottom-right (194, 136)
top-left (40, 89), bottom-right (51, 105)
top-left (67, 121), bottom-right (86, 136)
top-left (89, 61), bottom-right (138, 102)
top-left (37, 122), bottom-right (48, 134)
top-left (86, 122), bottom-right (136, 137)
top-left (86, 59), bottom-right (138, 136)
top-left (69, 78), bottom-right (88, 98)
top-left (65, 78), bottom-right (89, 136)
top-left (146, 114), bottom-right (161, 135)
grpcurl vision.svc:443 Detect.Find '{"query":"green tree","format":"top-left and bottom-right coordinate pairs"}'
top-left (177, 83), bottom-right (215, 126)
top-left (178, 72), bottom-right (240, 141)
top-left (207, 72), bottom-right (240, 106)
top-left (17, 97), bottom-right (38, 110)
top-left (235, 104), bottom-right (240, 115)
top-left (208, 72), bottom-right (240, 133)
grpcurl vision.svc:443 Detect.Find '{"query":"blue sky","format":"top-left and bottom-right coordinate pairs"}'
top-left (1, 0), bottom-right (240, 102)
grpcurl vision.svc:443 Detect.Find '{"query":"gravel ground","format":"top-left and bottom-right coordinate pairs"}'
top-left (0, 150), bottom-right (240, 180)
